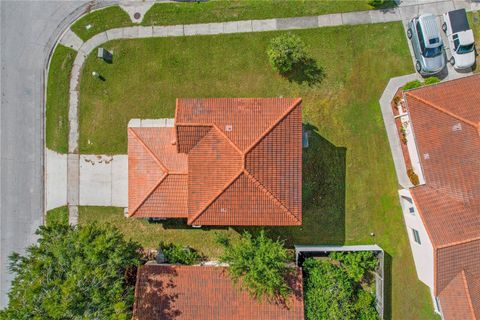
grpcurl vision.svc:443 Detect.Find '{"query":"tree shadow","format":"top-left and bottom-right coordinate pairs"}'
top-left (283, 58), bottom-right (325, 86)
top-left (235, 124), bottom-right (347, 247)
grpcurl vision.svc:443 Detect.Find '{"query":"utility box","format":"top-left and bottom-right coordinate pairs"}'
top-left (97, 48), bottom-right (113, 63)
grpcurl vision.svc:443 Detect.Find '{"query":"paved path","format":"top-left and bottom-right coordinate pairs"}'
top-left (379, 74), bottom-right (420, 189)
top-left (0, 0), bottom-right (88, 308)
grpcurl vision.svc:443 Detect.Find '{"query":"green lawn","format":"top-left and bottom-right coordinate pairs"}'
top-left (71, 6), bottom-right (132, 42)
top-left (71, 1), bottom-right (396, 41)
top-left (76, 22), bottom-right (439, 319)
top-left (468, 11), bottom-right (480, 71)
top-left (46, 45), bottom-right (76, 153)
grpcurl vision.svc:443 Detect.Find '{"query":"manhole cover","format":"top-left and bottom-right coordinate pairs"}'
top-left (134, 12), bottom-right (141, 19)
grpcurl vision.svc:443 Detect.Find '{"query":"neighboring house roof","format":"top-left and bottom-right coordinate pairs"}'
top-left (132, 264), bottom-right (305, 320)
top-left (439, 270), bottom-right (480, 320)
top-left (403, 75), bottom-right (480, 310)
top-left (128, 98), bottom-right (302, 226)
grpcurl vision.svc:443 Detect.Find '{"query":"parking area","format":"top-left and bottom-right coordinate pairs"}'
top-left (402, 4), bottom-right (475, 80)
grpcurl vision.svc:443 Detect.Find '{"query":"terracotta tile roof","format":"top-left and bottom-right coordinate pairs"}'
top-left (132, 264), bottom-right (304, 320)
top-left (128, 98), bottom-right (302, 226)
top-left (402, 75), bottom-right (480, 308)
top-left (128, 128), bottom-right (188, 217)
top-left (439, 270), bottom-right (480, 320)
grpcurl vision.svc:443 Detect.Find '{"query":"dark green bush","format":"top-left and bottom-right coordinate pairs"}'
top-left (160, 242), bottom-right (200, 265)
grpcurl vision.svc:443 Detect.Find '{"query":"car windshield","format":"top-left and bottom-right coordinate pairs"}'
top-left (424, 45), bottom-right (443, 58)
top-left (457, 43), bottom-right (474, 54)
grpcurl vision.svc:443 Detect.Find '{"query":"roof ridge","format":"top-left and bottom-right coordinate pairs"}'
top-left (406, 92), bottom-right (478, 129)
top-left (460, 270), bottom-right (478, 320)
top-left (128, 128), bottom-right (169, 173)
top-left (188, 170), bottom-right (244, 225)
top-left (244, 98), bottom-right (302, 155)
top-left (211, 124), bottom-right (244, 156)
top-left (243, 170), bottom-right (300, 223)
top-left (128, 173), bottom-right (168, 217)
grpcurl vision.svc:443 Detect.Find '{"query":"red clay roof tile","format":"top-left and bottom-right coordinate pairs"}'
top-left (403, 75), bottom-right (480, 308)
top-left (132, 264), bottom-right (304, 320)
top-left (128, 98), bottom-right (302, 226)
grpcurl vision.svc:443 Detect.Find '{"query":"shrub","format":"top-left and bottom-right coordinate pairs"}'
top-left (219, 230), bottom-right (292, 301)
top-left (329, 251), bottom-right (378, 282)
top-left (407, 168), bottom-right (420, 185)
top-left (303, 258), bottom-right (379, 320)
top-left (267, 33), bottom-right (309, 74)
top-left (424, 76), bottom-right (440, 85)
top-left (403, 80), bottom-right (422, 90)
top-left (160, 242), bottom-right (200, 265)
top-left (368, 0), bottom-right (384, 7)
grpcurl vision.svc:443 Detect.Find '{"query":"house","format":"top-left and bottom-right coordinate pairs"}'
top-left (132, 264), bottom-right (304, 320)
top-left (394, 75), bottom-right (480, 319)
top-left (127, 98), bottom-right (302, 226)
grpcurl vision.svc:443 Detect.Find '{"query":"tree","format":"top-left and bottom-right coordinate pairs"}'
top-left (303, 258), bottom-right (357, 320)
top-left (303, 258), bottom-right (379, 320)
top-left (219, 230), bottom-right (291, 301)
top-left (267, 33), bottom-right (309, 74)
top-left (0, 223), bottom-right (141, 320)
top-left (329, 251), bottom-right (378, 282)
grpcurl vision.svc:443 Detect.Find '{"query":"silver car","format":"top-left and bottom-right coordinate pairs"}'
top-left (407, 14), bottom-right (446, 75)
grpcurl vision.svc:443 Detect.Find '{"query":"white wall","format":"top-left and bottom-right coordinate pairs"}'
top-left (398, 189), bottom-right (434, 289)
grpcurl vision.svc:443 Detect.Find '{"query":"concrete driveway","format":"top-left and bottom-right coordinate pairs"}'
top-left (0, 0), bottom-right (86, 308)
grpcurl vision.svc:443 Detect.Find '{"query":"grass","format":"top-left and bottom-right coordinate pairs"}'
top-left (77, 22), bottom-right (439, 319)
top-left (70, 1), bottom-right (396, 41)
top-left (46, 45), bottom-right (76, 153)
top-left (45, 206), bottom-right (69, 226)
top-left (142, 0), bottom-right (396, 26)
top-left (71, 6), bottom-right (132, 42)
top-left (468, 11), bottom-right (480, 70)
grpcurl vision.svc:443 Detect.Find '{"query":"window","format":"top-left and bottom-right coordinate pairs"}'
top-left (409, 207), bottom-right (415, 215)
top-left (412, 228), bottom-right (421, 244)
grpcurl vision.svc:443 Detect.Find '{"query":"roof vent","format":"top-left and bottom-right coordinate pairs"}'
top-left (452, 123), bottom-right (462, 132)
top-left (225, 125), bottom-right (233, 132)
top-left (220, 208), bottom-right (227, 213)
top-left (423, 153), bottom-right (430, 160)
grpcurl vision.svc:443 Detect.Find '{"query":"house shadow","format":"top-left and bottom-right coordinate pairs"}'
top-left (157, 218), bottom-right (228, 230)
top-left (383, 251), bottom-right (393, 320)
top-left (235, 124), bottom-right (347, 248)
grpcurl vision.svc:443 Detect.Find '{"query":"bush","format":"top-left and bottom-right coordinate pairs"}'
top-left (329, 251), bottom-right (378, 282)
top-left (219, 230), bottom-right (292, 301)
top-left (407, 168), bottom-right (420, 185)
top-left (160, 242), bottom-right (200, 265)
top-left (424, 76), bottom-right (440, 85)
top-left (368, 0), bottom-right (384, 6)
top-left (267, 33), bottom-right (309, 74)
top-left (303, 258), bottom-right (379, 320)
top-left (403, 80), bottom-right (422, 90)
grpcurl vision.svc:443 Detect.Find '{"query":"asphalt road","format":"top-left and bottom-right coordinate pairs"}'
top-left (0, 0), bottom-right (86, 308)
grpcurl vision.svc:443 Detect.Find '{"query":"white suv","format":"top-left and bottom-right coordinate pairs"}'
top-left (442, 9), bottom-right (476, 69)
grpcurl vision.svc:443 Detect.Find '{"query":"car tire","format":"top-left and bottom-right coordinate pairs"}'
top-left (415, 61), bottom-right (422, 73)
top-left (450, 57), bottom-right (455, 65)
top-left (407, 28), bottom-right (413, 39)
top-left (442, 22), bottom-right (447, 32)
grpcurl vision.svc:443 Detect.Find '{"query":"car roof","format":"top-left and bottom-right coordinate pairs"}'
top-left (418, 14), bottom-right (442, 47)
top-left (448, 9), bottom-right (469, 34)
